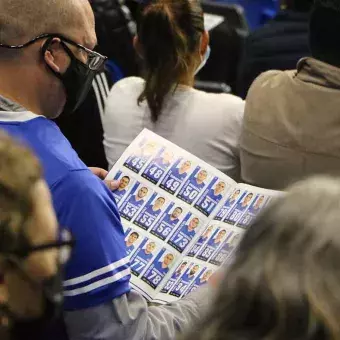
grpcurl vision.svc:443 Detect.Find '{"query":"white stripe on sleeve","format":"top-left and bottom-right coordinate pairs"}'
top-left (92, 77), bottom-right (104, 120)
top-left (63, 256), bottom-right (130, 287)
top-left (100, 73), bottom-right (110, 97)
top-left (63, 268), bottom-right (131, 297)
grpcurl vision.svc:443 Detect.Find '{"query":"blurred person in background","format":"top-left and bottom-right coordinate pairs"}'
top-left (0, 0), bottom-right (213, 339)
top-left (55, 0), bottom-right (139, 170)
top-left (241, 0), bottom-right (340, 190)
top-left (103, 0), bottom-right (245, 180)
top-left (182, 176), bottom-right (340, 340)
top-left (91, 0), bottom-right (138, 77)
top-left (236, 0), bottom-right (313, 99)
top-left (0, 133), bottom-right (74, 340)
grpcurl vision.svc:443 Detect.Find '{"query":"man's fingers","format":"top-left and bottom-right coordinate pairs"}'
top-left (105, 180), bottom-right (120, 191)
top-left (89, 167), bottom-right (108, 180)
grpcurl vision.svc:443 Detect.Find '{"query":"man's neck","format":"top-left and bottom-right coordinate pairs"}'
top-left (0, 87), bottom-right (41, 115)
top-left (0, 65), bottom-right (46, 116)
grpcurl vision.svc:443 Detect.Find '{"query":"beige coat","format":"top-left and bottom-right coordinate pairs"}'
top-left (240, 57), bottom-right (340, 190)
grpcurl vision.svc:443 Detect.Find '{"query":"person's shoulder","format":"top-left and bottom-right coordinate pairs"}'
top-left (105, 77), bottom-right (145, 119)
top-left (4, 116), bottom-right (87, 186)
top-left (53, 169), bottom-right (121, 221)
top-left (191, 89), bottom-right (244, 112)
top-left (247, 69), bottom-right (295, 99)
top-left (111, 77), bottom-right (145, 95)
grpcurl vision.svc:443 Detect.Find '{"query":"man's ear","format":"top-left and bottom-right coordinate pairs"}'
top-left (42, 38), bottom-right (69, 74)
top-left (200, 31), bottom-right (210, 56)
top-left (133, 35), bottom-right (143, 59)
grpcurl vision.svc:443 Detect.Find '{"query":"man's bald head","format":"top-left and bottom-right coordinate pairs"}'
top-left (0, 0), bottom-right (95, 45)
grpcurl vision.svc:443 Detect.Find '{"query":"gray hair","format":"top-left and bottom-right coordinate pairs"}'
top-left (181, 175), bottom-right (340, 340)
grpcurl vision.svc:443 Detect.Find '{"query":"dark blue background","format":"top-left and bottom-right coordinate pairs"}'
top-left (215, 0), bottom-right (279, 29)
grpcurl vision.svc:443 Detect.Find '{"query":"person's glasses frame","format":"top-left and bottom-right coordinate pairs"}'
top-left (0, 33), bottom-right (108, 71)
top-left (13, 227), bottom-right (75, 264)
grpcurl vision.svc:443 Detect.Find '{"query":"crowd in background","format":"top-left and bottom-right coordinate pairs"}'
top-left (1, 0), bottom-right (340, 340)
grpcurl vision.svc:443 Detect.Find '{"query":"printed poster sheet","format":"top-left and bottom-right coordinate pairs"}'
top-left (107, 129), bottom-right (280, 304)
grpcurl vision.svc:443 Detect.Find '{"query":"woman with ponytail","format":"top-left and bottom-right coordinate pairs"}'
top-left (103, 0), bottom-right (244, 180)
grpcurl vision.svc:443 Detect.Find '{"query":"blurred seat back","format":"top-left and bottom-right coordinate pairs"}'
top-left (198, 1), bottom-right (249, 93)
top-left (194, 80), bottom-right (231, 94)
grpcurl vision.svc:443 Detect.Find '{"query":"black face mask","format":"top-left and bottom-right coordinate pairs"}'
top-left (0, 33), bottom-right (107, 115)
top-left (42, 40), bottom-right (96, 114)
top-left (0, 260), bottom-right (64, 340)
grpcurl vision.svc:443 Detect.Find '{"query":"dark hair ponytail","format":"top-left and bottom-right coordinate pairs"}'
top-left (137, 0), bottom-right (204, 122)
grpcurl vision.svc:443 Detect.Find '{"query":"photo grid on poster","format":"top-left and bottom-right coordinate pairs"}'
top-left (107, 129), bottom-right (280, 304)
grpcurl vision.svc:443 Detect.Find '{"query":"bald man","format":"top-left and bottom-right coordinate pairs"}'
top-left (0, 1), bottom-right (211, 339)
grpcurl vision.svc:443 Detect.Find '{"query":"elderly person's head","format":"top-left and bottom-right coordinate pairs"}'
top-left (0, 0), bottom-right (106, 118)
top-left (0, 133), bottom-right (73, 339)
top-left (182, 176), bottom-right (340, 340)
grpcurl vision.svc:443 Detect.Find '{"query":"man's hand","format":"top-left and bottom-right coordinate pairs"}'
top-left (89, 167), bottom-right (120, 191)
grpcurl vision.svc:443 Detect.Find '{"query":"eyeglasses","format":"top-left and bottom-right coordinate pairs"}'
top-left (14, 227), bottom-right (75, 265)
top-left (0, 33), bottom-right (108, 71)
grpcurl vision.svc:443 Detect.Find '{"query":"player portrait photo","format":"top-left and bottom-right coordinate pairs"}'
top-left (125, 231), bottom-right (140, 255)
top-left (209, 233), bottom-right (241, 266)
top-left (168, 216), bottom-right (200, 253)
top-left (211, 229), bottom-right (227, 247)
top-left (223, 191), bottom-right (254, 225)
top-left (124, 140), bottom-right (159, 173)
top-left (187, 224), bottom-right (214, 257)
top-left (210, 181), bottom-right (227, 201)
top-left (164, 206), bottom-right (183, 226)
top-left (195, 179), bottom-right (227, 216)
top-left (120, 184), bottom-right (151, 221)
top-left (130, 240), bottom-right (157, 277)
top-left (152, 252), bottom-right (175, 275)
top-left (186, 268), bottom-right (213, 295)
top-left (199, 269), bottom-right (213, 285)
top-left (171, 160), bottom-right (192, 181)
top-left (197, 225), bottom-right (214, 244)
top-left (170, 264), bottom-right (200, 297)
top-left (239, 192), bottom-right (254, 209)
top-left (152, 149), bottom-right (174, 169)
top-left (252, 195), bottom-right (265, 210)
top-left (112, 175), bottom-right (131, 204)
top-left (184, 264), bottom-right (200, 281)
top-left (142, 250), bottom-right (176, 289)
top-left (214, 189), bottom-right (241, 221)
top-left (197, 228), bottom-right (228, 261)
top-left (160, 159), bottom-right (193, 194)
top-left (134, 195), bottom-right (167, 230)
top-left (150, 205), bottom-right (184, 241)
top-left (160, 261), bottom-right (188, 294)
top-left (177, 167), bottom-right (209, 205)
top-left (174, 261), bottom-right (188, 279)
top-left (238, 194), bottom-right (268, 228)
top-left (142, 148), bottom-right (175, 184)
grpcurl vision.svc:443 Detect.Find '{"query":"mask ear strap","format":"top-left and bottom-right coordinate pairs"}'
top-left (41, 37), bottom-right (77, 80)
top-left (41, 37), bottom-right (63, 80)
